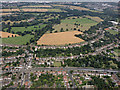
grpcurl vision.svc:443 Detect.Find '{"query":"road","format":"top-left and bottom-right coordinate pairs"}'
top-left (2, 67), bottom-right (120, 73)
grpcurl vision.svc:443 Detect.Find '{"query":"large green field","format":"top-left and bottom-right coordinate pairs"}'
top-left (47, 17), bottom-right (98, 33)
top-left (107, 29), bottom-right (118, 35)
top-left (2, 34), bottom-right (34, 45)
top-left (4, 24), bottom-right (46, 33)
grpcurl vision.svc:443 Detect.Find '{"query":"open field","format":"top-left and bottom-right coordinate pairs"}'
top-left (107, 29), bottom-right (118, 35)
top-left (4, 24), bottom-right (46, 33)
top-left (54, 62), bottom-right (61, 67)
top-left (85, 15), bottom-right (103, 22)
top-left (49, 17), bottom-right (98, 33)
top-left (48, 9), bottom-right (65, 12)
top-left (0, 9), bottom-right (20, 12)
top-left (22, 5), bottom-right (52, 8)
top-left (37, 31), bottom-right (84, 45)
top-left (2, 34), bottom-right (34, 45)
top-left (1, 13), bottom-right (12, 16)
top-left (114, 49), bottom-right (120, 57)
top-left (22, 9), bottom-right (48, 12)
top-left (52, 4), bottom-right (102, 13)
top-left (0, 31), bottom-right (19, 38)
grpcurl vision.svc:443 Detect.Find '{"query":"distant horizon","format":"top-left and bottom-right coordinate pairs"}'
top-left (1, 0), bottom-right (120, 2)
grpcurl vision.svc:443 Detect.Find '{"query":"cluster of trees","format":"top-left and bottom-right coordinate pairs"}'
top-left (30, 73), bottom-right (64, 88)
top-left (63, 55), bottom-right (119, 69)
top-left (2, 49), bottom-right (24, 57)
top-left (88, 76), bottom-right (116, 89)
top-left (35, 44), bottom-right (94, 57)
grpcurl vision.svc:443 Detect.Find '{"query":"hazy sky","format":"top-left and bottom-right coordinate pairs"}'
top-left (1, 0), bottom-right (120, 2)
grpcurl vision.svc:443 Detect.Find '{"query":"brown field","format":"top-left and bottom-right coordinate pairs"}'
top-left (85, 15), bottom-right (103, 22)
top-left (37, 31), bottom-right (84, 45)
top-left (69, 6), bottom-right (89, 11)
top-left (0, 9), bottom-right (20, 12)
top-left (22, 9), bottom-right (48, 12)
top-left (0, 31), bottom-right (19, 38)
top-left (22, 5), bottom-right (51, 8)
top-left (0, 13), bottom-right (12, 16)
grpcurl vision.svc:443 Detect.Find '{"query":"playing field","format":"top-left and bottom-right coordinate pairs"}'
top-left (37, 31), bottom-right (84, 45)
top-left (54, 62), bottom-right (61, 67)
top-left (4, 24), bottom-right (46, 33)
top-left (49, 17), bottom-right (98, 33)
top-left (85, 15), bottom-right (103, 22)
top-left (2, 34), bottom-right (34, 45)
top-left (0, 31), bottom-right (19, 38)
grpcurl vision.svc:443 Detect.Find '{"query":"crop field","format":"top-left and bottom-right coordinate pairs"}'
top-left (85, 15), bottom-right (103, 22)
top-left (49, 17), bottom-right (98, 33)
top-left (37, 31), bottom-right (84, 45)
top-left (1, 13), bottom-right (12, 16)
top-left (22, 9), bottom-right (48, 12)
top-left (2, 34), bottom-right (34, 45)
top-left (0, 31), bottom-right (19, 38)
top-left (0, 9), bottom-right (20, 12)
top-left (4, 24), bottom-right (46, 33)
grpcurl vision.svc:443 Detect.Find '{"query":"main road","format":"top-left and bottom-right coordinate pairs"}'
top-left (2, 67), bottom-right (120, 73)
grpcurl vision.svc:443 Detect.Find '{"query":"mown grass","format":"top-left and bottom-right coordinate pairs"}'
top-left (2, 34), bottom-right (34, 45)
top-left (49, 17), bottom-right (98, 33)
top-left (4, 24), bottom-right (46, 33)
top-left (54, 62), bottom-right (61, 67)
top-left (107, 29), bottom-right (118, 35)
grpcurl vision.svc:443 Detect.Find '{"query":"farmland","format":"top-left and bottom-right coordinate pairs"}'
top-left (2, 34), bottom-right (34, 45)
top-left (49, 17), bottom-right (98, 33)
top-left (4, 24), bottom-right (46, 33)
top-left (0, 31), bottom-right (19, 38)
top-left (0, 9), bottom-right (20, 12)
top-left (22, 9), bottom-right (48, 12)
top-left (37, 31), bottom-right (84, 45)
top-left (22, 5), bottom-right (52, 8)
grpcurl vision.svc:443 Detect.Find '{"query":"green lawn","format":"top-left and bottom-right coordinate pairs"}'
top-left (114, 49), bottom-right (120, 57)
top-left (2, 34), bottom-right (34, 45)
top-left (49, 17), bottom-right (98, 33)
top-left (107, 29), bottom-right (118, 35)
top-left (4, 24), bottom-right (46, 33)
top-left (54, 62), bottom-right (61, 67)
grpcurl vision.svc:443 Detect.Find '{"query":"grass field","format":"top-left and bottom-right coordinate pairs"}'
top-left (37, 31), bottom-right (84, 45)
top-left (114, 49), bottom-right (120, 57)
top-left (85, 15), bottom-right (103, 22)
top-left (107, 29), bottom-right (118, 35)
top-left (0, 31), bottom-right (19, 38)
top-left (49, 17), bottom-right (98, 33)
top-left (2, 34), bottom-right (34, 45)
top-left (4, 24), bottom-right (46, 33)
top-left (54, 62), bottom-right (61, 67)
